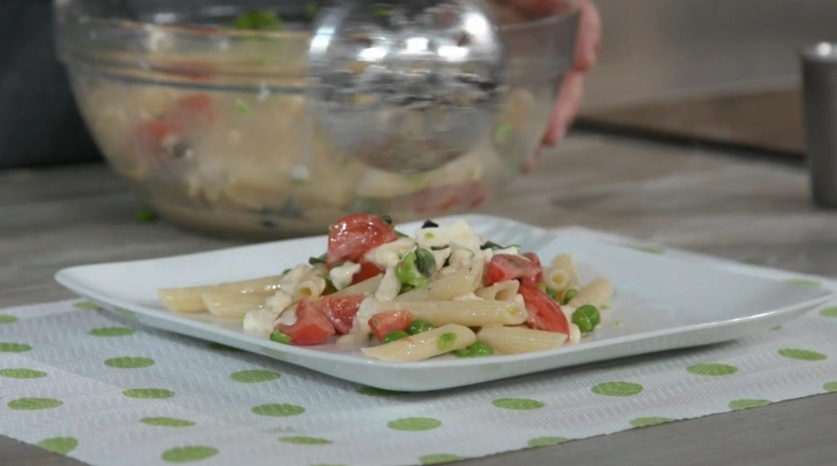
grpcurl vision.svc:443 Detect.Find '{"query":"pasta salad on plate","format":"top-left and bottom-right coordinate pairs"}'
top-left (158, 214), bottom-right (613, 362)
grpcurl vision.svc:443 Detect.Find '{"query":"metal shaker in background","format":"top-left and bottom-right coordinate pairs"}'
top-left (801, 42), bottom-right (837, 208)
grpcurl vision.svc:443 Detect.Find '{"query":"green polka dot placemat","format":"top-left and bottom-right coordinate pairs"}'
top-left (2, 233), bottom-right (837, 466)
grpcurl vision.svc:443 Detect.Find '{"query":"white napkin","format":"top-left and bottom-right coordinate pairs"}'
top-left (1, 228), bottom-right (835, 466)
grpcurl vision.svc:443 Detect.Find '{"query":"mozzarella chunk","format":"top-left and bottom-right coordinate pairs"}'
top-left (329, 261), bottom-right (361, 291)
top-left (374, 266), bottom-right (401, 302)
top-left (481, 245), bottom-right (522, 262)
top-left (274, 306), bottom-right (298, 326)
top-left (348, 296), bottom-right (379, 337)
top-left (363, 238), bottom-right (415, 269)
top-left (431, 246), bottom-right (452, 270)
top-left (448, 248), bottom-right (476, 271)
top-left (415, 220), bottom-right (483, 252)
top-left (242, 309), bottom-right (277, 338)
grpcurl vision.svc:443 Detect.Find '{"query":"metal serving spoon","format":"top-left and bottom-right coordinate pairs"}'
top-left (306, 0), bottom-right (506, 173)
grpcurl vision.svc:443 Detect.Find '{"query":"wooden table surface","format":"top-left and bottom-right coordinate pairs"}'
top-left (3, 132), bottom-right (836, 465)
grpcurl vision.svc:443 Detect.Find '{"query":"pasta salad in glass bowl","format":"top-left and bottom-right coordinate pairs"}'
top-left (158, 214), bottom-right (613, 361)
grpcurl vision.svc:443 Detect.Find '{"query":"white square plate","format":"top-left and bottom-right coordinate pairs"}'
top-left (55, 215), bottom-right (832, 392)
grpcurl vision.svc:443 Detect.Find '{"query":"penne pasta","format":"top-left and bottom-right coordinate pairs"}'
top-left (278, 264), bottom-right (313, 293)
top-left (158, 275), bottom-right (284, 313)
top-left (568, 277), bottom-right (613, 309)
top-left (361, 324), bottom-right (476, 362)
top-left (550, 254), bottom-right (582, 289)
top-left (542, 267), bottom-right (570, 292)
top-left (477, 326), bottom-right (567, 354)
top-left (475, 280), bottom-right (520, 301)
top-left (376, 300), bottom-right (527, 327)
top-left (201, 292), bottom-right (266, 319)
top-left (396, 261), bottom-right (482, 302)
top-left (294, 274), bottom-right (327, 300)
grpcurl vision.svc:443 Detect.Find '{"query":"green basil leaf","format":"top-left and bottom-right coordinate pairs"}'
top-left (414, 248), bottom-right (437, 278)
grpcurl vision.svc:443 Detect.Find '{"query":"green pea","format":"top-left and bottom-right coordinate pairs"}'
top-left (572, 310), bottom-right (591, 332)
top-left (468, 341), bottom-right (494, 357)
top-left (571, 305), bottom-right (600, 333)
top-left (396, 248), bottom-right (436, 288)
top-left (455, 342), bottom-right (495, 358)
top-left (562, 288), bottom-right (578, 305)
top-left (407, 319), bottom-right (434, 335)
top-left (382, 331), bottom-right (409, 344)
top-left (579, 304), bottom-right (601, 327)
top-left (269, 330), bottom-right (292, 344)
top-left (436, 332), bottom-right (457, 351)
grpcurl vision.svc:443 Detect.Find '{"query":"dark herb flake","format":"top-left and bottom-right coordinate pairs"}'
top-left (308, 254), bottom-right (327, 265)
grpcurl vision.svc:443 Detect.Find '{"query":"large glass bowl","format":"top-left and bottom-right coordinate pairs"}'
top-left (54, 0), bottom-right (579, 239)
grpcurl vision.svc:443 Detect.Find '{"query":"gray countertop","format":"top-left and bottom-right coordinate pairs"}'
top-left (2, 132), bottom-right (835, 465)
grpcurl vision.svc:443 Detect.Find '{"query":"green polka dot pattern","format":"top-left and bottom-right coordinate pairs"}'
top-left (387, 417), bottom-right (442, 431)
top-left (161, 446), bottom-right (218, 463)
top-left (0, 368), bottom-right (47, 379)
top-left (591, 382), bottom-right (643, 397)
top-left (687, 364), bottom-right (738, 376)
top-left (0, 278), bottom-right (836, 466)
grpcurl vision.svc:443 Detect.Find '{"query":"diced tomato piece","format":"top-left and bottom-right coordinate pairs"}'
top-left (277, 299), bottom-right (335, 345)
top-left (320, 295), bottom-right (365, 334)
top-left (327, 214), bottom-right (398, 267)
top-left (521, 252), bottom-right (544, 285)
top-left (132, 120), bottom-right (179, 158)
top-left (168, 94), bottom-right (215, 128)
top-left (351, 261), bottom-right (384, 285)
top-left (368, 310), bottom-right (413, 341)
top-left (518, 282), bottom-right (570, 334)
top-left (485, 254), bottom-right (541, 285)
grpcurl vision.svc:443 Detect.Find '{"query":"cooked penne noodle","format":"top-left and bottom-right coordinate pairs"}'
top-left (278, 264), bottom-right (312, 292)
top-left (202, 292), bottom-right (266, 319)
top-left (568, 277), bottom-right (613, 309)
top-left (542, 268), bottom-right (570, 292)
top-left (477, 326), bottom-right (567, 354)
top-left (550, 254), bottom-right (582, 289)
top-left (376, 300), bottom-right (527, 326)
top-left (474, 280), bottom-right (520, 301)
top-left (158, 275), bottom-right (284, 313)
top-left (294, 275), bottom-right (327, 300)
top-left (330, 275), bottom-right (383, 297)
top-left (396, 261), bottom-right (482, 302)
top-left (361, 324), bottom-right (476, 362)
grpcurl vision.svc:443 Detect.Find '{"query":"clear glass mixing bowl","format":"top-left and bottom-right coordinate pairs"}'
top-left (54, 0), bottom-right (580, 239)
